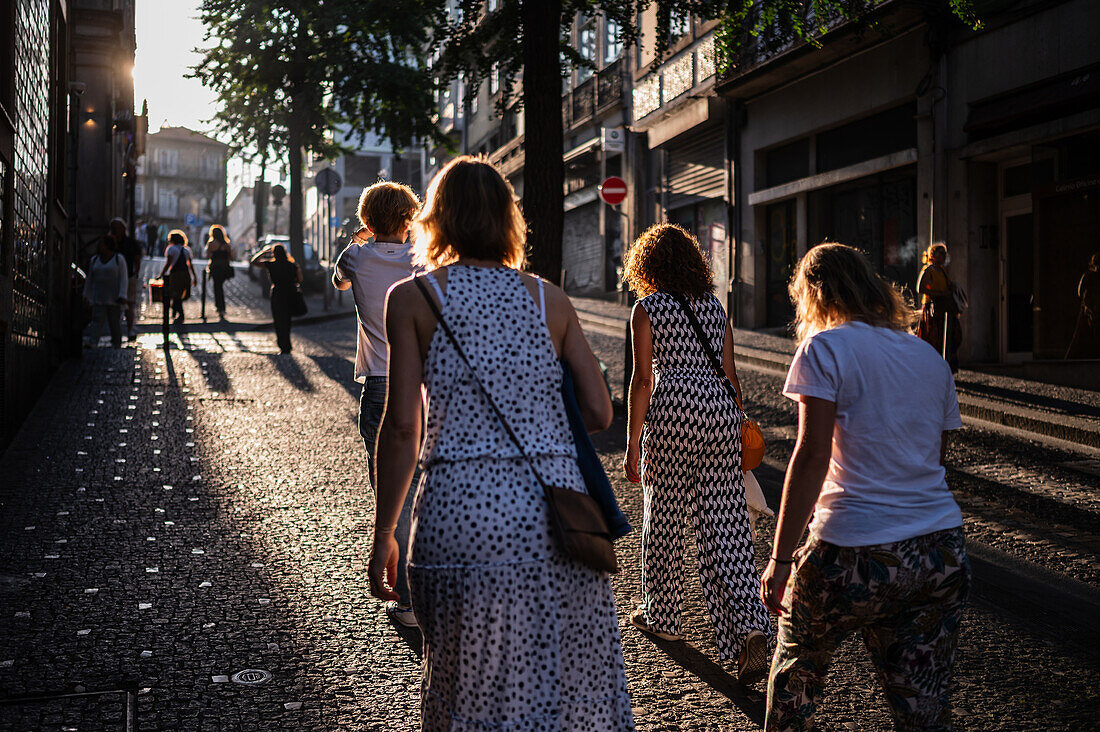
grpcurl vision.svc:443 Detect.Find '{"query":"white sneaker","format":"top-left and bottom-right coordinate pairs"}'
top-left (385, 601), bottom-right (418, 628)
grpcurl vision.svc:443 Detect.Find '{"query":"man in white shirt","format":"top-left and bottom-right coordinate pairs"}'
top-left (333, 181), bottom-right (421, 628)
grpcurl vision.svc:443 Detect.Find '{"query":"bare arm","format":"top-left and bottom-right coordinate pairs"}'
top-left (539, 278), bottom-right (611, 432)
top-left (368, 282), bottom-right (425, 601)
top-left (760, 395), bottom-right (837, 614)
top-left (623, 304), bottom-right (653, 483)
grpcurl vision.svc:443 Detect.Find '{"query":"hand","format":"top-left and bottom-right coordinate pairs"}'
top-left (623, 443), bottom-right (641, 484)
top-left (368, 532), bottom-right (400, 601)
top-left (760, 559), bottom-right (793, 615)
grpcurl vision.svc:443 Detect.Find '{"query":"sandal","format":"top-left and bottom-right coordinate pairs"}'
top-left (629, 606), bottom-right (683, 642)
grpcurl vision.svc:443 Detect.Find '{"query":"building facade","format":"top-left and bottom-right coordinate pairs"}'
top-left (136, 125), bottom-right (227, 254)
top-left (717, 0), bottom-right (1099, 379)
top-left (1, 0), bottom-right (73, 446)
top-left (71, 0), bottom-right (137, 252)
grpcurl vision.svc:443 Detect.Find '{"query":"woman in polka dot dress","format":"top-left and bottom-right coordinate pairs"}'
top-left (369, 156), bottom-right (635, 730)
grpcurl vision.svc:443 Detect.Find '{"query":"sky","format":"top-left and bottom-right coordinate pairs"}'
top-left (133, 0), bottom-right (282, 202)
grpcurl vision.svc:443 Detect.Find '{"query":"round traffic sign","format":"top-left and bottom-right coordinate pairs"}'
top-left (599, 176), bottom-right (627, 205)
top-left (315, 167), bottom-right (342, 196)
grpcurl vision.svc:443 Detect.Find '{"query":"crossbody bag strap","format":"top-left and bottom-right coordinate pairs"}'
top-left (413, 276), bottom-right (551, 493)
top-left (670, 294), bottom-right (742, 409)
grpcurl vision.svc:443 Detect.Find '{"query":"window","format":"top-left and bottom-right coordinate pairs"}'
top-left (577, 23), bottom-right (596, 82)
top-left (135, 183), bottom-right (145, 215)
top-left (156, 148), bottom-right (178, 176)
top-left (764, 139), bottom-right (810, 188)
top-left (604, 18), bottom-right (622, 64)
top-left (470, 83), bottom-right (479, 115)
top-left (669, 10), bottom-right (690, 41)
top-left (157, 188), bottom-right (178, 218)
top-left (816, 104), bottom-right (916, 173)
top-left (490, 64), bottom-right (500, 95)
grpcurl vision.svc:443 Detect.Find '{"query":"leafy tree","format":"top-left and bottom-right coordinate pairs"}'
top-left (192, 0), bottom-right (446, 263)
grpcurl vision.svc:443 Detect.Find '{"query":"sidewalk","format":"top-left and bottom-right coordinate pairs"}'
top-left (2, 298), bottom-right (1097, 729)
top-left (571, 295), bottom-right (1100, 450)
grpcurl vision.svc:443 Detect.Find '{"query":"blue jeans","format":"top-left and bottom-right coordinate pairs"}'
top-left (360, 377), bottom-right (417, 606)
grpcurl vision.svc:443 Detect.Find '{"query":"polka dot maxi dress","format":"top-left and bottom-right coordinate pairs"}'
top-left (638, 291), bottom-right (771, 661)
top-left (408, 265), bottom-right (635, 731)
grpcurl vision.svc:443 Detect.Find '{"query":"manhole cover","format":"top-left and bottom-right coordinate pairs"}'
top-left (230, 669), bottom-right (271, 686)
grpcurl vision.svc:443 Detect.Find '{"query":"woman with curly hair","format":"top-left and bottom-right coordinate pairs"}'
top-left (623, 223), bottom-right (772, 685)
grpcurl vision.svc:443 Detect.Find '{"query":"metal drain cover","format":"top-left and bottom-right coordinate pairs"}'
top-left (230, 669), bottom-right (271, 686)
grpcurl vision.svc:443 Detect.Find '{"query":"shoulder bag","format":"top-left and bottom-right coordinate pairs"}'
top-left (414, 276), bottom-right (618, 574)
top-left (670, 294), bottom-right (766, 472)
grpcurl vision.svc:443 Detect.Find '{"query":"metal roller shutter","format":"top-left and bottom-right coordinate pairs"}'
top-left (666, 125), bottom-right (726, 210)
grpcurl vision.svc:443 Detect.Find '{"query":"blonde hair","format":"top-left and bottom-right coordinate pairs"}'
top-left (789, 243), bottom-right (917, 342)
top-left (413, 155), bottom-right (526, 270)
top-left (623, 224), bottom-right (714, 298)
top-left (358, 181), bottom-right (420, 239)
top-left (922, 241), bottom-right (947, 266)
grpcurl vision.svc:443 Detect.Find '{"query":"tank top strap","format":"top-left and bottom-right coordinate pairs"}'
top-left (537, 277), bottom-right (546, 323)
top-left (422, 271), bottom-right (445, 305)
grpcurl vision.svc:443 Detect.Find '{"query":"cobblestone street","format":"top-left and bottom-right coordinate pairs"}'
top-left (1, 274), bottom-right (1098, 730)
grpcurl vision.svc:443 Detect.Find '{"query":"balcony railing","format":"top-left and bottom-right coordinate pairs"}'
top-left (572, 78), bottom-right (595, 125)
top-left (596, 59), bottom-right (623, 109)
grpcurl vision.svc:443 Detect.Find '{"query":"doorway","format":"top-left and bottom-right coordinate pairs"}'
top-left (765, 199), bottom-right (797, 328)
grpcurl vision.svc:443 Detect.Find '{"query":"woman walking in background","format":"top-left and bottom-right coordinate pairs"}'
top-left (762, 243), bottom-right (969, 732)
top-left (250, 243), bottom-right (302, 354)
top-left (622, 223), bottom-right (771, 685)
top-left (83, 233), bottom-right (129, 348)
top-left (368, 156), bottom-right (634, 729)
top-left (916, 242), bottom-right (961, 372)
top-left (158, 230), bottom-right (197, 326)
top-left (205, 225), bottom-right (234, 319)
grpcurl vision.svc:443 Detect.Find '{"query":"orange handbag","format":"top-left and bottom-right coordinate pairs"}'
top-left (736, 394), bottom-right (766, 472)
top-left (672, 294), bottom-right (767, 472)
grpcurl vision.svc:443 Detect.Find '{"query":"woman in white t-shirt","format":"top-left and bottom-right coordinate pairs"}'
top-left (761, 243), bottom-right (969, 732)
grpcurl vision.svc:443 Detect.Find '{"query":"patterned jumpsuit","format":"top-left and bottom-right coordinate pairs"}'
top-left (639, 291), bottom-right (772, 661)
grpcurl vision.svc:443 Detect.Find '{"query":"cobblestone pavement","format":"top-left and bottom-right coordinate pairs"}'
top-left (1, 301), bottom-right (1098, 729)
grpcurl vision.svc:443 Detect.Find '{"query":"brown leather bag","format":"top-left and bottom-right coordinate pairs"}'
top-left (414, 277), bottom-right (617, 574)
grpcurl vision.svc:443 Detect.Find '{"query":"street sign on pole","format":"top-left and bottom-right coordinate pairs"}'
top-left (598, 176), bottom-right (627, 206)
top-left (315, 167), bottom-right (342, 196)
top-left (329, 216), bottom-right (340, 228)
top-left (601, 127), bottom-right (625, 153)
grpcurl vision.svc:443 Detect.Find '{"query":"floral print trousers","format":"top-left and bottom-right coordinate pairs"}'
top-left (766, 527), bottom-right (970, 732)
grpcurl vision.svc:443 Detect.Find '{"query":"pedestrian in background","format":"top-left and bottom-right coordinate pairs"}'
top-left (205, 224), bottom-right (234, 319)
top-left (158, 230), bottom-right (197, 326)
top-left (110, 218), bottom-right (143, 340)
top-left (368, 156), bottom-right (633, 729)
top-left (1065, 252), bottom-right (1100, 359)
top-left (250, 243), bottom-right (301, 354)
top-left (622, 223), bottom-right (772, 686)
top-left (83, 233), bottom-right (128, 348)
top-left (762, 243), bottom-right (969, 732)
top-left (333, 181), bottom-right (421, 628)
top-left (916, 242), bottom-right (961, 372)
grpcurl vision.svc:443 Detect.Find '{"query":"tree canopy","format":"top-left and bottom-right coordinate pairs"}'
top-left (191, 0), bottom-right (446, 260)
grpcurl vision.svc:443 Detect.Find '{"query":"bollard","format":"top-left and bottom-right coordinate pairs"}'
top-left (201, 270), bottom-right (208, 321)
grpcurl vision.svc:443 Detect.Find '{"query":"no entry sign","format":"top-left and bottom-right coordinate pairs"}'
top-left (598, 176), bottom-right (627, 205)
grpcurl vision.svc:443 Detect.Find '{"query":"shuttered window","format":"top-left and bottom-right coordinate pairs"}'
top-left (666, 125), bottom-right (725, 210)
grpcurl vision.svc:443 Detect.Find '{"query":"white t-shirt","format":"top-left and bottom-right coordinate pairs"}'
top-left (334, 236), bottom-right (418, 381)
top-left (783, 321), bottom-right (963, 546)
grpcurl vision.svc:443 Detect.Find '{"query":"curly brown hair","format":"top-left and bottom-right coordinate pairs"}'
top-left (623, 224), bottom-right (714, 298)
